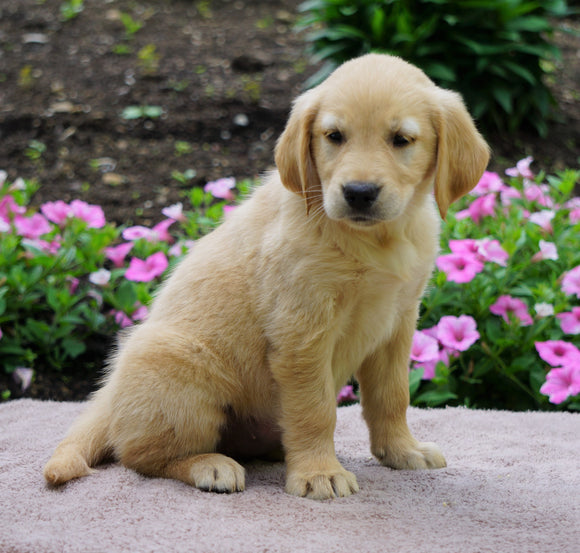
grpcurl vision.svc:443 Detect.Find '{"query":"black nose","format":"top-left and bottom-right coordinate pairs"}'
top-left (342, 182), bottom-right (380, 211)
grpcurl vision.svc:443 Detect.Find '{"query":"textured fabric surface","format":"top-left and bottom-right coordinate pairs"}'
top-left (1, 399), bottom-right (578, 553)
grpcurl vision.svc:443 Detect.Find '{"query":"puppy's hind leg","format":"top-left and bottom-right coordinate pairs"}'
top-left (113, 330), bottom-right (246, 493)
top-left (44, 388), bottom-right (114, 486)
top-left (116, 400), bottom-right (246, 493)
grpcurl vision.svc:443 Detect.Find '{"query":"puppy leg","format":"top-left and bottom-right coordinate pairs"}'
top-left (116, 406), bottom-right (245, 493)
top-left (271, 354), bottom-right (359, 500)
top-left (110, 328), bottom-right (245, 493)
top-left (357, 311), bottom-right (446, 470)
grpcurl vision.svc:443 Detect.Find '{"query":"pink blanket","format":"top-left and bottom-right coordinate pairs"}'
top-left (1, 399), bottom-right (578, 553)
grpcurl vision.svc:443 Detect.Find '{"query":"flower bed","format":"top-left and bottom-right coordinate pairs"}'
top-left (1, 161), bottom-right (579, 410)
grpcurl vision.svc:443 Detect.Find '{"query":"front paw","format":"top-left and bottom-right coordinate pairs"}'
top-left (286, 467), bottom-right (359, 500)
top-left (376, 440), bottom-right (446, 470)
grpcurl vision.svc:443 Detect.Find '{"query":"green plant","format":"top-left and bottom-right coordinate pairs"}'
top-left (18, 65), bottom-right (35, 89)
top-left (60, 0), bottom-right (84, 21)
top-left (335, 160), bottom-right (580, 412)
top-left (121, 105), bottom-right (164, 120)
top-left (172, 168), bottom-right (197, 185)
top-left (25, 140), bottom-right (46, 162)
top-left (0, 174), bottom-right (252, 399)
top-left (120, 12), bottom-right (143, 39)
top-left (298, 0), bottom-right (569, 136)
top-left (174, 141), bottom-right (193, 157)
top-left (412, 162), bottom-right (580, 410)
top-left (196, 0), bottom-right (213, 19)
top-left (137, 44), bottom-right (161, 76)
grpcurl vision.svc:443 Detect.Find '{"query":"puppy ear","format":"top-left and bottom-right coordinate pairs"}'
top-left (432, 89), bottom-right (490, 220)
top-left (275, 89), bottom-right (320, 214)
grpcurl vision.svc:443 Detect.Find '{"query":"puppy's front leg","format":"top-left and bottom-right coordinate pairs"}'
top-left (357, 311), bottom-right (447, 470)
top-left (271, 355), bottom-right (359, 500)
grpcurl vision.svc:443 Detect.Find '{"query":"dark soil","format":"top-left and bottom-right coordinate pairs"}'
top-left (1, 0), bottom-right (579, 401)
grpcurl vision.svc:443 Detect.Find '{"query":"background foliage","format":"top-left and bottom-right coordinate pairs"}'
top-left (298, 0), bottom-right (571, 135)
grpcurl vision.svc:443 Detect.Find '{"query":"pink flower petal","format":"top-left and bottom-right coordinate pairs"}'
top-left (557, 307), bottom-right (580, 335)
top-left (105, 242), bottom-right (134, 268)
top-left (410, 331), bottom-right (439, 362)
top-left (436, 253), bottom-right (484, 283)
top-left (70, 199), bottom-right (106, 228)
top-left (14, 214), bottom-right (52, 239)
top-left (125, 252), bottom-right (168, 282)
top-left (490, 295), bottom-right (533, 326)
top-left (436, 315), bottom-right (480, 352)
top-left (562, 266), bottom-right (580, 298)
top-left (535, 340), bottom-right (580, 367)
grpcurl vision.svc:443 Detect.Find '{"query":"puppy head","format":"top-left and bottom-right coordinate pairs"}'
top-left (275, 54), bottom-right (490, 225)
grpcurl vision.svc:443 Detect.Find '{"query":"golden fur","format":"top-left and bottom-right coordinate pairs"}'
top-left (44, 54), bottom-right (489, 500)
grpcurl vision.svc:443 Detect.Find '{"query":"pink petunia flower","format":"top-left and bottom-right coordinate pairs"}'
top-left (436, 315), bottom-right (480, 352)
top-left (449, 239), bottom-right (479, 256)
top-left (528, 210), bottom-right (555, 233)
top-left (132, 305), bottom-right (149, 322)
top-left (14, 214), bottom-right (52, 239)
top-left (524, 183), bottom-right (553, 208)
top-left (410, 331), bottom-right (439, 362)
top-left (123, 225), bottom-right (154, 241)
top-left (123, 220), bottom-right (175, 243)
top-left (436, 253), bottom-right (484, 283)
top-left (0, 195), bottom-right (26, 222)
top-left (21, 237), bottom-right (61, 254)
top-left (112, 309), bottom-right (133, 328)
top-left (70, 199), bottom-right (106, 228)
top-left (105, 242), bottom-right (134, 268)
top-left (89, 268), bottom-right (111, 286)
top-left (13, 367), bottom-right (34, 393)
top-left (534, 303), bottom-right (554, 318)
top-left (490, 295), bottom-right (533, 326)
top-left (557, 307), bottom-right (580, 335)
top-left (161, 202), bottom-right (186, 222)
top-left (570, 208), bottom-right (580, 224)
top-left (500, 185), bottom-right (522, 207)
top-left (562, 266), bottom-right (580, 298)
top-left (505, 156), bottom-right (534, 179)
top-left (535, 340), bottom-right (580, 367)
top-left (0, 218), bottom-right (10, 232)
top-left (531, 240), bottom-right (558, 262)
top-left (169, 239), bottom-right (196, 257)
top-left (125, 252), bottom-right (169, 282)
top-left (476, 239), bottom-right (509, 266)
top-left (67, 276), bottom-right (80, 294)
top-left (337, 385), bottom-right (358, 404)
top-left (540, 365), bottom-right (580, 404)
top-left (151, 219), bottom-right (175, 242)
top-left (41, 200), bottom-right (72, 225)
top-left (204, 177), bottom-right (236, 200)
top-left (223, 205), bottom-right (238, 217)
top-left (9, 178), bottom-right (26, 191)
top-left (455, 193), bottom-right (496, 224)
top-left (471, 171), bottom-right (504, 196)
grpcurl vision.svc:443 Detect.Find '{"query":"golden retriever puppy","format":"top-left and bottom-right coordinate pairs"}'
top-left (44, 54), bottom-right (489, 500)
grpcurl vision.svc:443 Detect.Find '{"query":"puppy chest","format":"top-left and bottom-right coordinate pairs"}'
top-left (331, 283), bottom-right (404, 375)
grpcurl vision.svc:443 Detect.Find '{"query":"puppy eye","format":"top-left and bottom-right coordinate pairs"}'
top-left (326, 131), bottom-right (344, 145)
top-left (393, 134), bottom-right (412, 147)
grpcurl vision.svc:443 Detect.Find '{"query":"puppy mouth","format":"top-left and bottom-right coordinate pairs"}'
top-left (347, 213), bottom-right (382, 226)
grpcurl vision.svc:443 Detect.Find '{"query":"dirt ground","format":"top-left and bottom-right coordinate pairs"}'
top-left (1, 0), bottom-right (579, 400)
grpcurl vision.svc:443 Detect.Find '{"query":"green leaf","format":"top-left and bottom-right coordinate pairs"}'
top-left (414, 389), bottom-right (458, 407)
top-left (61, 338), bottom-right (87, 359)
top-left (492, 87), bottom-right (513, 114)
top-left (116, 280), bottom-right (138, 312)
top-left (409, 367), bottom-right (423, 397)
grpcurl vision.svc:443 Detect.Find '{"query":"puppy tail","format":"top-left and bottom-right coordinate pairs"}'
top-left (43, 392), bottom-right (112, 486)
